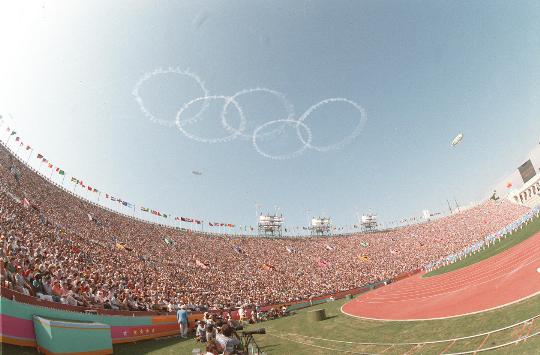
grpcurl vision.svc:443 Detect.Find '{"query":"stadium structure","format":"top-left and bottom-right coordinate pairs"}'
top-left (257, 213), bottom-right (284, 237)
top-left (309, 217), bottom-right (332, 236)
top-left (359, 213), bottom-right (378, 232)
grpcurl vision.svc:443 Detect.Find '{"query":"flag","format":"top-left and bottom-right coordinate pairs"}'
top-left (162, 214), bottom-right (168, 218)
top-left (105, 194), bottom-right (110, 199)
top-left (71, 177), bottom-right (79, 184)
top-left (37, 154), bottom-right (43, 159)
top-left (42, 158), bottom-right (47, 163)
top-left (15, 137), bottom-right (20, 141)
top-left (56, 169), bottom-right (65, 175)
top-left (140, 207), bottom-right (149, 212)
top-left (506, 182), bottom-right (513, 189)
top-left (10, 131), bottom-right (16, 136)
top-left (48, 163), bottom-right (53, 169)
top-left (87, 186), bottom-right (92, 191)
top-left (317, 259), bottom-right (329, 268)
top-left (195, 259), bottom-right (209, 269)
top-left (261, 263), bottom-right (275, 271)
top-left (22, 198), bottom-right (30, 209)
top-left (26, 145), bottom-right (31, 150)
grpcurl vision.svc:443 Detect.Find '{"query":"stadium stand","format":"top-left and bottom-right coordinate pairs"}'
top-left (0, 143), bottom-right (532, 314)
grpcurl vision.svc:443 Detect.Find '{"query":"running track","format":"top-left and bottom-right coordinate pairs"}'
top-left (342, 232), bottom-right (540, 320)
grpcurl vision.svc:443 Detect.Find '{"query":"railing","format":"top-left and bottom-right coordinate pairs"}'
top-left (424, 205), bottom-right (540, 272)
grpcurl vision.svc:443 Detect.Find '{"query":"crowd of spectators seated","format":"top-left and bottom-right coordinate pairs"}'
top-left (0, 144), bottom-right (531, 313)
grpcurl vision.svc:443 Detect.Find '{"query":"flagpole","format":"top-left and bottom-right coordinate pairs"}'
top-left (61, 174), bottom-right (65, 187)
top-left (97, 191), bottom-right (101, 203)
top-left (26, 148), bottom-right (33, 164)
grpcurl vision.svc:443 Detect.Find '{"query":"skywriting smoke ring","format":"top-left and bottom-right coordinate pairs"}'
top-left (132, 68), bottom-right (210, 127)
top-left (221, 88), bottom-right (295, 140)
top-left (175, 95), bottom-right (247, 144)
top-left (252, 119), bottom-right (313, 160)
top-left (296, 98), bottom-right (368, 152)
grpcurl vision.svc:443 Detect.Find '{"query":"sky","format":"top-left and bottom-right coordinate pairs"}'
top-left (1, 1), bottom-right (540, 233)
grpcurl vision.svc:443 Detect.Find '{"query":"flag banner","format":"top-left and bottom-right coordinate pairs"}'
top-left (317, 259), bottom-right (329, 268)
top-left (195, 259), bottom-right (209, 269)
top-left (358, 254), bottom-right (370, 261)
top-left (22, 198), bottom-right (30, 209)
top-left (261, 263), bottom-right (275, 271)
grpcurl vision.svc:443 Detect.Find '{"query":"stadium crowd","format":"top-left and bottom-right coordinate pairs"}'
top-left (0, 144), bottom-right (531, 313)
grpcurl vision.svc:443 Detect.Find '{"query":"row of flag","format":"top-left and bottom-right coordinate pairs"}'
top-left (2, 121), bottom-right (436, 234)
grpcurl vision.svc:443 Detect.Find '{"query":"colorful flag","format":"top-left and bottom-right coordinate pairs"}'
top-left (48, 163), bottom-right (53, 169)
top-left (141, 207), bottom-right (149, 212)
top-left (195, 259), bottom-right (209, 269)
top-left (71, 177), bottom-right (79, 184)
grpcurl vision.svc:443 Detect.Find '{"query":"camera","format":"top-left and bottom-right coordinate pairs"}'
top-left (241, 328), bottom-right (266, 336)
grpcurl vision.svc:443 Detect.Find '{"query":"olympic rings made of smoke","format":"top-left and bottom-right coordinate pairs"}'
top-left (132, 67), bottom-right (368, 160)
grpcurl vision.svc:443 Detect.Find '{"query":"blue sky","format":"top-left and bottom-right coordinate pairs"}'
top-left (1, 1), bottom-right (540, 232)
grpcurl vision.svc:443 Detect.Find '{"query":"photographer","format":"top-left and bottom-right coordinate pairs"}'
top-left (216, 324), bottom-right (241, 354)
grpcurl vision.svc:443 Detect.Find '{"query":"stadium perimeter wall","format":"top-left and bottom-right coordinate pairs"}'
top-left (0, 269), bottom-right (421, 349)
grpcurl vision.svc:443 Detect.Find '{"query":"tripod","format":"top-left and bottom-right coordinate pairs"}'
top-left (241, 332), bottom-right (261, 354)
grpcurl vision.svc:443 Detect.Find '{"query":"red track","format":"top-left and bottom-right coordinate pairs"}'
top-left (342, 232), bottom-right (540, 320)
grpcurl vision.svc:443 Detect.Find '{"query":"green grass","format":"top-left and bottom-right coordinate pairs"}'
top-left (424, 213), bottom-right (540, 278)
top-left (5, 294), bottom-right (540, 354)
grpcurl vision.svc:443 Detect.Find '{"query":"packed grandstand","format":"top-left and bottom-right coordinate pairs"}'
top-left (1, 142), bottom-right (533, 313)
